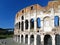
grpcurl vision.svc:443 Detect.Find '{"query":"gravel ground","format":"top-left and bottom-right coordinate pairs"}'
top-left (0, 38), bottom-right (21, 45)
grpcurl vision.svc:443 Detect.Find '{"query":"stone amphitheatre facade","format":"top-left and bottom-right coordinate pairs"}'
top-left (14, 0), bottom-right (60, 45)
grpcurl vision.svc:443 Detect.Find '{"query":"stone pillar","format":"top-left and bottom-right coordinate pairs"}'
top-left (28, 12), bottom-right (30, 32)
top-left (34, 35), bottom-right (37, 45)
top-left (20, 17), bottom-right (21, 32)
top-left (41, 35), bottom-right (44, 45)
top-left (51, 35), bottom-right (55, 45)
top-left (51, 8), bottom-right (54, 15)
top-left (34, 11), bottom-right (37, 31)
top-left (34, 21), bottom-right (37, 31)
top-left (20, 35), bottom-right (21, 43)
top-left (40, 11), bottom-right (43, 31)
top-left (28, 20), bottom-right (30, 31)
top-left (16, 35), bottom-right (18, 42)
top-left (40, 19), bottom-right (43, 31)
top-left (23, 35), bottom-right (25, 44)
top-left (24, 14), bottom-right (25, 31)
top-left (15, 36), bottom-right (16, 42)
top-left (28, 35), bottom-right (30, 45)
top-left (24, 21), bottom-right (25, 31)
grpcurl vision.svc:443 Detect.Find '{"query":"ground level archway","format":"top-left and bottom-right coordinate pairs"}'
top-left (30, 35), bottom-right (34, 45)
top-left (55, 34), bottom-right (60, 45)
top-left (37, 35), bottom-right (41, 45)
top-left (44, 34), bottom-right (52, 45)
top-left (21, 35), bottom-right (23, 43)
top-left (25, 35), bottom-right (28, 44)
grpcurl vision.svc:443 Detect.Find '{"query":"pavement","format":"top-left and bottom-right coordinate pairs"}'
top-left (0, 38), bottom-right (35, 45)
top-left (0, 38), bottom-right (21, 45)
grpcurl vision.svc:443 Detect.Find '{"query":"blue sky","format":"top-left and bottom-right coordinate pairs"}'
top-left (0, 0), bottom-right (50, 28)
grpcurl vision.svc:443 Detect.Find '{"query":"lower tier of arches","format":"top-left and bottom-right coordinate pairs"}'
top-left (13, 34), bottom-right (60, 45)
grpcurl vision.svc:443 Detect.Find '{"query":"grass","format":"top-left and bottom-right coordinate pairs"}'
top-left (0, 34), bottom-right (13, 39)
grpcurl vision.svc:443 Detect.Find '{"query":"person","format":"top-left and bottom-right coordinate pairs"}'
top-left (5, 41), bottom-right (6, 45)
top-left (1, 41), bottom-right (3, 44)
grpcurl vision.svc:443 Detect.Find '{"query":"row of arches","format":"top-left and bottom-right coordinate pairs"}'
top-left (21, 18), bottom-right (41, 31)
top-left (15, 18), bottom-right (41, 30)
top-left (21, 15), bottom-right (60, 27)
top-left (15, 16), bottom-right (60, 31)
top-left (16, 34), bottom-right (60, 45)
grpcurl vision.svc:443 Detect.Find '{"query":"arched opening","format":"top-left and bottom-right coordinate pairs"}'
top-left (30, 19), bottom-right (34, 29)
top-left (19, 22), bottom-right (20, 29)
top-left (21, 35), bottom-right (23, 43)
top-left (30, 19), bottom-right (34, 32)
top-left (37, 35), bottom-right (41, 45)
top-left (21, 21), bottom-right (24, 31)
top-left (44, 34), bottom-right (52, 45)
top-left (37, 18), bottom-right (41, 28)
top-left (21, 16), bottom-right (24, 20)
top-left (43, 16), bottom-right (52, 32)
top-left (55, 34), bottom-right (60, 45)
top-left (44, 16), bottom-right (50, 27)
top-left (25, 35), bottom-right (28, 44)
top-left (15, 23), bottom-right (19, 29)
top-left (54, 16), bottom-right (59, 27)
top-left (25, 20), bottom-right (28, 29)
top-left (31, 6), bottom-right (33, 10)
top-left (30, 35), bottom-right (34, 45)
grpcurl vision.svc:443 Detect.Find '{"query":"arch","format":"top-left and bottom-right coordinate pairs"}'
top-left (55, 34), bottom-right (60, 45)
top-left (25, 20), bottom-right (28, 29)
top-left (37, 18), bottom-right (41, 28)
top-left (43, 16), bottom-right (50, 20)
top-left (21, 21), bottom-right (24, 31)
top-left (30, 35), bottom-right (34, 45)
top-left (44, 34), bottom-right (52, 45)
top-left (43, 16), bottom-right (52, 32)
top-left (21, 16), bottom-right (24, 20)
top-left (37, 35), bottom-right (41, 45)
top-left (21, 35), bottom-right (23, 43)
top-left (43, 16), bottom-right (50, 27)
top-left (54, 16), bottom-right (59, 27)
top-left (15, 23), bottom-right (19, 29)
top-left (30, 19), bottom-right (34, 29)
top-left (25, 35), bottom-right (28, 44)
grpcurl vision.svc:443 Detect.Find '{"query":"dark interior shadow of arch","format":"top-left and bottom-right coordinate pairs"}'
top-left (37, 35), bottom-right (41, 45)
top-left (19, 22), bottom-right (20, 29)
top-left (44, 34), bottom-right (52, 45)
top-left (30, 35), bottom-right (34, 45)
top-left (21, 21), bottom-right (24, 31)
top-left (30, 19), bottom-right (34, 29)
top-left (21, 35), bottom-right (23, 43)
top-left (21, 16), bottom-right (24, 20)
top-left (25, 20), bottom-right (28, 29)
top-left (25, 35), bottom-right (28, 44)
top-left (55, 34), bottom-right (60, 45)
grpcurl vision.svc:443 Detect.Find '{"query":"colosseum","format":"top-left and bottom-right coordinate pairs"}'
top-left (14, 0), bottom-right (60, 45)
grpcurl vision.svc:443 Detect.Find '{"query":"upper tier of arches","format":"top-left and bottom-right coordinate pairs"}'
top-left (15, 1), bottom-right (60, 19)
